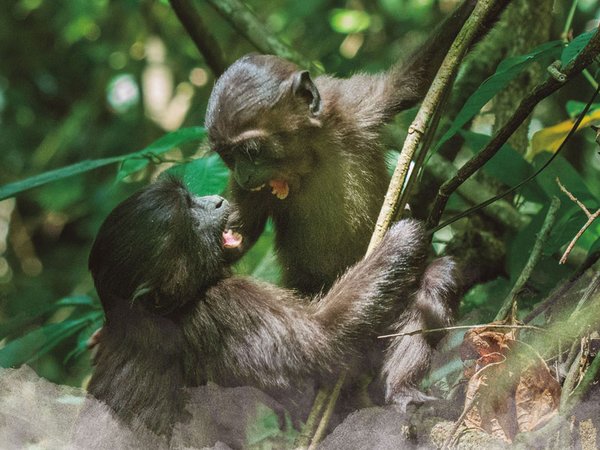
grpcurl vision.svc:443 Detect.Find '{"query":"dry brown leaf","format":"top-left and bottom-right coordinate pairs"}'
top-left (459, 324), bottom-right (561, 442)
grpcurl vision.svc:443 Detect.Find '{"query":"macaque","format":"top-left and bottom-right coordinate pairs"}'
top-left (86, 178), bottom-right (446, 437)
top-left (204, 0), bottom-right (504, 404)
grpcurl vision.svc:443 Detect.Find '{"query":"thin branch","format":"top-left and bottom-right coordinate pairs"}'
top-left (427, 27), bottom-right (600, 231)
top-left (294, 388), bottom-right (328, 448)
top-left (307, 372), bottom-right (346, 449)
top-left (367, 0), bottom-right (506, 253)
top-left (204, 0), bottom-right (320, 73)
top-left (168, 0), bottom-right (228, 76)
top-left (495, 196), bottom-right (561, 322)
top-left (556, 177), bottom-right (600, 264)
top-left (377, 323), bottom-right (544, 339)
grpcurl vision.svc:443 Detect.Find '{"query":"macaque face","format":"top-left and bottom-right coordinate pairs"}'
top-left (89, 179), bottom-right (243, 314)
top-left (205, 54), bottom-right (322, 200)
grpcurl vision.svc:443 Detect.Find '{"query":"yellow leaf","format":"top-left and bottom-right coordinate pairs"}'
top-left (527, 109), bottom-right (600, 161)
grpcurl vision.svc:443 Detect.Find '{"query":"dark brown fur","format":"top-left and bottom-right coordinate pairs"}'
top-left (203, 0), bottom-right (504, 405)
top-left (87, 179), bottom-right (432, 438)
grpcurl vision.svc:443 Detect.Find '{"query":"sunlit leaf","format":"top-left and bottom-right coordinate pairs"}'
top-left (329, 9), bottom-right (370, 34)
top-left (116, 127), bottom-right (207, 181)
top-left (527, 109), bottom-right (600, 160)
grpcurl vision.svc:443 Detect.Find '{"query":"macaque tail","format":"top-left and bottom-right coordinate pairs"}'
top-left (382, 256), bottom-right (460, 410)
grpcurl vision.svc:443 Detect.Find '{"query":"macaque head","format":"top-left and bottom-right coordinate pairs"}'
top-left (205, 54), bottom-right (323, 200)
top-left (89, 178), bottom-right (243, 315)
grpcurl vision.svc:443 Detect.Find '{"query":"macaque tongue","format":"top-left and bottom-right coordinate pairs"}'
top-left (222, 229), bottom-right (243, 249)
top-left (269, 179), bottom-right (289, 200)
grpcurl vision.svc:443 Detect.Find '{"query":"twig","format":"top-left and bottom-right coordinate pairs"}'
top-left (495, 196), bottom-right (561, 321)
top-left (204, 0), bottom-right (320, 73)
top-left (427, 27), bottom-right (600, 231)
top-left (556, 177), bottom-right (600, 264)
top-left (565, 349), bottom-right (600, 409)
top-left (307, 372), bottom-right (346, 449)
top-left (168, 0), bottom-right (228, 76)
top-left (427, 153), bottom-right (528, 231)
top-left (524, 250), bottom-right (600, 323)
top-left (560, 340), bottom-right (584, 410)
top-left (294, 388), bottom-right (328, 448)
top-left (377, 323), bottom-right (544, 339)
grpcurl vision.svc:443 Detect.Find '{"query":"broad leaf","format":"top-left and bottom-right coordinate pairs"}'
top-left (0, 127), bottom-right (207, 201)
top-left (0, 311), bottom-right (101, 368)
top-left (432, 41), bottom-right (563, 154)
top-left (561, 29), bottom-right (597, 65)
top-left (165, 153), bottom-right (229, 196)
top-left (116, 127), bottom-right (207, 181)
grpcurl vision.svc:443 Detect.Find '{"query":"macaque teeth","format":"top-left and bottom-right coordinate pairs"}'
top-left (269, 179), bottom-right (289, 200)
top-left (222, 229), bottom-right (243, 249)
top-left (250, 184), bottom-right (266, 192)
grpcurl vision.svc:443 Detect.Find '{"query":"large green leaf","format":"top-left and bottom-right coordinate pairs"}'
top-left (116, 127), bottom-right (207, 181)
top-left (431, 41), bottom-right (563, 154)
top-left (0, 295), bottom-right (98, 341)
top-left (459, 130), bottom-right (548, 203)
top-left (0, 156), bottom-right (123, 201)
top-left (561, 29), bottom-right (597, 66)
top-left (0, 127), bottom-right (207, 201)
top-left (165, 153), bottom-right (229, 196)
top-left (0, 311), bottom-right (102, 368)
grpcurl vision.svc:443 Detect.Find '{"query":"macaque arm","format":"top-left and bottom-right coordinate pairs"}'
top-left (193, 220), bottom-right (428, 389)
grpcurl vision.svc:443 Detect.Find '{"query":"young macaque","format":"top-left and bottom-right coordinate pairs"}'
top-left (86, 178), bottom-right (441, 437)
top-left (205, 0), bottom-right (502, 405)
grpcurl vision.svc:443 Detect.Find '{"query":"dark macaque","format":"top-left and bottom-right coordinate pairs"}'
top-left (204, 0), bottom-right (499, 405)
top-left (87, 178), bottom-right (438, 437)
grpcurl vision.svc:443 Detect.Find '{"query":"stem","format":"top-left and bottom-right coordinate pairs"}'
top-left (495, 196), bottom-right (561, 322)
top-left (562, 0), bottom-right (579, 40)
top-left (168, 0), bottom-right (228, 76)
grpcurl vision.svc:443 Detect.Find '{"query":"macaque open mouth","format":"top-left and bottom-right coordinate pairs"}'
top-left (269, 179), bottom-right (289, 200)
top-left (222, 229), bottom-right (243, 249)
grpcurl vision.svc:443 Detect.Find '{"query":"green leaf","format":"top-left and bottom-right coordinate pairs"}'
top-left (0, 156), bottom-right (123, 201)
top-left (0, 311), bottom-right (101, 368)
top-left (0, 127), bottom-right (207, 201)
top-left (0, 295), bottom-right (98, 340)
top-left (459, 130), bottom-right (548, 203)
top-left (165, 153), bottom-right (230, 196)
top-left (565, 100), bottom-right (600, 118)
top-left (431, 41), bottom-right (563, 155)
top-left (116, 127), bottom-right (207, 181)
top-left (561, 29), bottom-right (597, 65)
top-left (64, 318), bottom-right (104, 364)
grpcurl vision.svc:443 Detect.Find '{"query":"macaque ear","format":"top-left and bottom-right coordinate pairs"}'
top-left (291, 71), bottom-right (321, 116)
